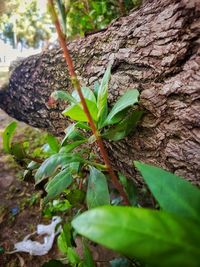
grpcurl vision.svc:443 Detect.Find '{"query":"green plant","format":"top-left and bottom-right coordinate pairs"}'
top-left (72, 162), bottom-right (200, 267)
top-left (27, 65), bottom-right (140, 204)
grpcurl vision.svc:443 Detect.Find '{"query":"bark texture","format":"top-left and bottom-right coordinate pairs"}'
top-left (0, 0), bottom-right (200, 184)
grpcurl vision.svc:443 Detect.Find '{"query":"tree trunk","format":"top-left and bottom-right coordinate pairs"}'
top-left (0, 0), bottom-right (200, 184)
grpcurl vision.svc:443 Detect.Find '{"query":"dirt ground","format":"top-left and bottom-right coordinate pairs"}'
top-left (0, 109), bottom-right (61, 267)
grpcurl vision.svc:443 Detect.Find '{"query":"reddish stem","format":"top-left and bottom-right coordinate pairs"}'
top-left (48, 0), bottom-right (129, 205)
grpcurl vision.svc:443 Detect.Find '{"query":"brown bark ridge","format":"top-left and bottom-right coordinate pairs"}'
top-left (0, 0), bottom-right (200, 184)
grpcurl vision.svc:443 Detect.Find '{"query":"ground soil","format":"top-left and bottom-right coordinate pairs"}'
top-left (0, 109), bottom-right (61, 267)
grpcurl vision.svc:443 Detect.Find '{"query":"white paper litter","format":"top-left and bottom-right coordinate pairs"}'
top-left (8, 216), bottom-right (62, 255)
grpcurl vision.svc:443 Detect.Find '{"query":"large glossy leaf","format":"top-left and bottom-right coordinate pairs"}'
top-left (2, 121), bottom-right (17, 153)
top-left (105, 89), bottom-right (139, 125)
top-left (44, 168), bottom-right (73, 202)
top-left (102, 111), bottom-right (143, 141)
top-left (86, 167), bottom-right (110, 209)
top-left (62, 99), bottom-right (98, 122)
top-left (134, 161), bottom-right (200, 222)
top-left (35, 153), bottom-right (83, 184)
top-left (97, 65), bottom-right (111, 120)
top-left (72, 206), bottom-right (200, 267)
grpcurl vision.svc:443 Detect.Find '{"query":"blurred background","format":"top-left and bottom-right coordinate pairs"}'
top-left (0, 0), bottom-right (139, 84)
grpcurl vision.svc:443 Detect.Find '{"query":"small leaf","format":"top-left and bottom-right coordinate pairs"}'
top-left (75, 122), bottom-right (91, 130)
top-left (51, 90), bottom-right (77, 104)
top-left (97, 65), bottom-right (111, 120)
top-left (72, 206), bottom-right (200, 267)
top-left (82, 239), bottom-right (95, 267)
top-left (46, 135), bottom-right (60, 153)
top-left (44, 168), bottom-right (73, 202)
top-left (57, 223), bottom-right (72, 254)
top-left (105, 89), bottom-right (139, 125)
top-left (118, 173), bottom-right (137, 206)
top-left (86, 167), bottom-right (110, 209)
top-left (62, 124), bottom-right (85, 146)
top-left (72, 87), bottom-right (96, 104)
top-left (2, 121), bottom-right (17, 153)
top-left (134, 161), bottom-right (200, 222)
top-left (94, 81), bottom-right (100, 99)
top-left (103, 111), bottom-right (143, 141)
top-left (67, 247), bottom-right (81, 265)
top-left (10, 143), bottom-right (26, 160)
top-left (35, 153), bottom-right (83, 184)
top-left (62, 100), bottom-right (98, 122)
top-left (59, 140), bottom-right (87, 153)
top-left (97, 104), bottom-right (108, 129)
top-left (27, 161), bottom-right (40, 170)
top-left (66, 189), bottom-right (85, 205)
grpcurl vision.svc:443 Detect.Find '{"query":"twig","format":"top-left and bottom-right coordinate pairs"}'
top-left (48, 0), bottom-right (130, 205)
top-left (118, 0), bottom-right (126, 16)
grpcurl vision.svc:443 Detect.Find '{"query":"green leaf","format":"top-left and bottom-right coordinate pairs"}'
top-left (27, 161), bottom-right (40, 170)
top-left (2, 121), bottom-right (17, 153)
top-left (62, 99), bottom-right (98, 122)
top-left (103, 111), bottom-right (143, 141)
top-left (134, 161), bottom-right (200, 222)
top-left (82, 239), bottom-right (95, 267)
top-left (97, 104), bottom-right (108, 129)
top-left (97, 65), bottom-right (111, 120)
top-left (118, 173), bottom-right (137, 206)
top-left (44, 168), bottom-right (73, 202)
top-left (35, 153), bottom-right (83, 184)
top-left (52, 199), bottom-right (71, 212)
top-left (10, 143), bottom-right (26, 160)
top-left (72, 87), bottom-right (96, 104)
top-left (62, 124), bottom-right (86, 146)
top-left (105, 89), bottom-right (139, 125)
top-left (59, 140), bottom-right (87, 153)
top-left (94, 81), bottom-right (100, 99)
top-left (66, 189), bottom-right (85, 205)
top-left (57, 223), bottom-right (72, 254)
top-left (67, 247), bottom-right (81, 265)
top-left (86, 167), bottom-right (110, 209)
top-left (72, 206), bottom-right (200, 267)
top-left (56, 0), bottom-right (67, 35)
top-left (46, 135), bottom-right (60, 153)
top-left (75, 122), bottom-right (91, 131)
top-left (51, 90), bottom-right (77, 104)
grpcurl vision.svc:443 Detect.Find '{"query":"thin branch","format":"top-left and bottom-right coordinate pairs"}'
top-left (48, 0), bottom-right (130, 205)
top-left (118, 0), bottom-right (126, 16)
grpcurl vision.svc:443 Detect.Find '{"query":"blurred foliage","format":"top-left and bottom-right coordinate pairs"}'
top-left (65, 0), bottom-right (140, 37)
top-left (0, 0), bottom-right (141, 48)
top-left (0, 0), bottom-right (52, 48)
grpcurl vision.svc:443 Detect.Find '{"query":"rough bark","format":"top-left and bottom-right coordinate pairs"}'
top-left (0, 0), bottom-right (200, 184)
